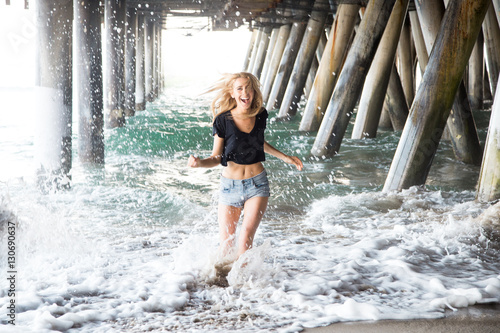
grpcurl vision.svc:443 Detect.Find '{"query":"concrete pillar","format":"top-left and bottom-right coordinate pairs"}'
top-left (251, 26), bottom-right (272, 79)
top-left (104, 0), bottom-right (126, 128)
top-left (477, 77), bottom-right (500, 202)
top-left (277, 1), bottom-right (329, 119)
top-left (266, 4), bottom-right (309, 110)
top-left (260, 26), bottom-right (280, 88)
top-left (135, 15), bottom-right (146, 110)
top-left (299, 4), bottom-right (359, 132)
top-left (35, 0), bottom-right (73, 190)
top-left (262, 24), bottom-right (290, 103)
top-left (124, 7), bottom-right (137, 117)
top-left (468, 32), bottom-right (484, 110)
top-left (311, 0), bottom-right (396, 158)
top-left (483, 5), bottom-right (500, 96)
top-left (383, 0), bottom-right (489, 192)
top-left (74, 0), bottom-right (104, 164)
top-left (145, 18), bottom-right (154, 102)
top-left (352, 0), bottom-right (409, 139)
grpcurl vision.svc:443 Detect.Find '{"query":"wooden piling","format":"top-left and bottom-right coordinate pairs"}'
top-left (247, 28), bottom-right (262, 76)
top-left (483, 5), bottom-right (500, 96)
top-left (135, 15), bottom-right (146, 111)
top-left (260, 26), bottom-right (280, 88)
top-left (266, 18), bottom-right (307, 110)
top-left (74, 0), bottom-right (104, 164)
top-left (243, 29), bottom-right (259, 71)
top-left (124, 7), bottom-right (137, 117)
top-left (383, 64), bottom-right (409, 131)
top-left (104, 0), bottom-right (126, 128)
top-left (383, 0), bottom-right (490, 192)
top-left (262, 23), bottom-right (290, 103)
top-left (35, 0), bottom-right (73, 189)
top-left (416, 0), bottom-right (482, 166)
top-left (153, 24), bottom-right (160, 99)
top-left (277, 1), bottom-right (329, 119)
top-left (251, 25), bottom-right (272, 79)
top-left (145, 19), bottom-right (154, 102)
top-left (396, 18), bottom-right (414, 107)
top-left (311, 0), bottom-right (396, 158)
top-left (299, 4), bottom-right (359, 132)
top-left (352, 0), bottom-right (409, 139)
top-left (477, 77), bottom-right (500, 202)
top-left (468, 32), bottom-right (484, 110)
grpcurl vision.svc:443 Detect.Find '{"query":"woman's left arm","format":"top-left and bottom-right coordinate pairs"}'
top-left (264, 141), bottom-right (303, 171)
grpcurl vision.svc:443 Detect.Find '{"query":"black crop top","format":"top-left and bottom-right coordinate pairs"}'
top-left (212, 109), bottom-right (268, 166)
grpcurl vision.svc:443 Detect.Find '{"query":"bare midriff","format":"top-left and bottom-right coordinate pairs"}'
top-left (222, 161), bottom-right (265, 180)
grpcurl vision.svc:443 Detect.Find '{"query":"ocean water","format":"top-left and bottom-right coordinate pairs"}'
top-left (1, 85), bottom-right (500, 332)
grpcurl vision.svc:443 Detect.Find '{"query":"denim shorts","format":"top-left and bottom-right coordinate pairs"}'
top-left (219, 170), bottom-right (270, 208)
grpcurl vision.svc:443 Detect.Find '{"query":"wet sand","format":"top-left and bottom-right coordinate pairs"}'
top-left (304, 303), bottom-right (500, 333)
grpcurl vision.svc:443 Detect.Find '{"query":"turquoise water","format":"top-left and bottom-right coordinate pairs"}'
top-left (1, 86), bottom-right (499, 332)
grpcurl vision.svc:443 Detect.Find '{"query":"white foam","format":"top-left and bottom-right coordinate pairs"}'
top-left (1, 181), bottom-right (500, 332)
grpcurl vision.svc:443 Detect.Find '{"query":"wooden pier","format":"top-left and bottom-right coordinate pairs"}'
top-left (12, 0), bottom-right (500, 201)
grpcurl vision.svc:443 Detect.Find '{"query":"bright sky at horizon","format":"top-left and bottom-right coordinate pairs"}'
top-left (0, 4), bottom-right (252, 88)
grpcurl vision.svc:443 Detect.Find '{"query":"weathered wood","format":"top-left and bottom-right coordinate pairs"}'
top-left (477, 77), bottom-right (500, 202)
top-left (243, 28), bottom-right (259, 71)
top-left (299, 4), bottom-right (359, 132)
top-left (35, 0), bottom-right (73, 189)
top-left (277, 1), bottom-right (329, 119)
top-left (247, 28), bottom-right (262, 75)
top-left (416, 0), bottom-right (482, 166)
top-left (266, 20), bottom-right (307, 109)
top-left (409, 10), bottom-right (428, 72)
top-left (135, 15), bottom-right (146, 111)
top-left (468, 32), bottom-right (484, 110)
top-left (74, 0), bottom-right (104, 164)
top-left (352, 0), bottom-right (409, 139)
top-left (145, 19), bottom-right (155, 102)
top-left (104, 0), bottom-right (126, 128)
top-left (383, 0), bottom-right (490, 192)
top-left (483, 4), bottom-right (500, 96)
top-left (124, 7), bottom-right (137, 117)
top-left (260, 27), bottom-right (279, 88)
top-left (262, 24), bottom-right (290, 103)
top-left (494, 0), bottom-right (500, 25)
top-left (311, 0), bottom-right (396, 157)
top-left (251, 26), bottom-right (272, 79)
top-left (383, 63), bottom-right (409, 131)
top-left (397, 17), bottom-right (414, 107)
top-left (305, 31), bottom-right (327, 98)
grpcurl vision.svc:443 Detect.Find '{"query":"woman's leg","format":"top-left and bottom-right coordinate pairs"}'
top-left (218, 203), bottom-right (242, 257)
top-left (238, 196), bottom-right (268, 257)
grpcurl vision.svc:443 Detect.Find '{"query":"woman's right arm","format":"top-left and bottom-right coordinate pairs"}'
top-left (187, 134), bottom-right (224, 168)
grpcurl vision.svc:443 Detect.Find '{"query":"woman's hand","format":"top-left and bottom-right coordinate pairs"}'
top-left (187, 155), bottom-right (200, 168)
top-left (284, 155), bottom-right (303, 171)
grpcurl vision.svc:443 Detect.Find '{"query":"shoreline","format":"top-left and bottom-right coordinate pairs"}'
top-left (304, 303), bottom-right (500, 333)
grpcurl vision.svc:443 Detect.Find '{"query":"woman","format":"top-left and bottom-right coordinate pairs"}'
top-left (187, 72), bottom-right (303, 260)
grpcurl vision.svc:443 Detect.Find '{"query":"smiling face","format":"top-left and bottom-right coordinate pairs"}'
top-left (231, 77), bottom-right (254, 112)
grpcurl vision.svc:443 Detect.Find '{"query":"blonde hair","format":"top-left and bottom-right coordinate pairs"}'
top-left (206, 72), bottom-right (264, 121)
